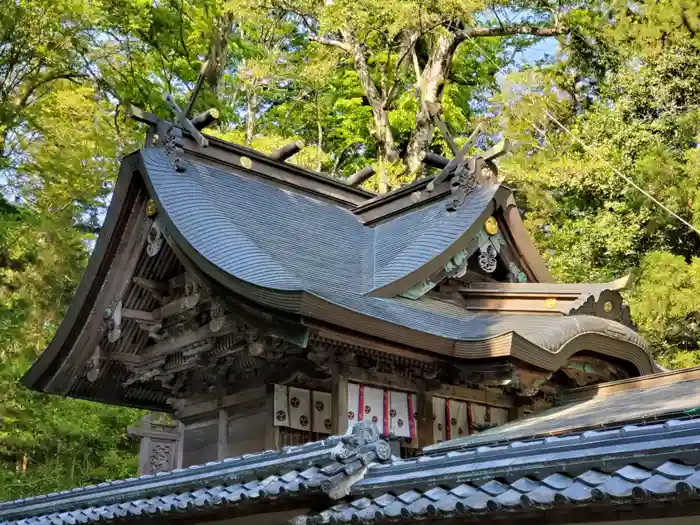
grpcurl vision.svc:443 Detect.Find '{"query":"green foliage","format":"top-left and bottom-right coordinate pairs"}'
top-left (499, 35), bottom-right (700, 367)
top-left (1, 0), bottom-right (700, 502)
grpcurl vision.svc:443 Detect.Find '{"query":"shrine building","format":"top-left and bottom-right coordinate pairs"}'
top-left (1, 108), bottom-right (699, 525)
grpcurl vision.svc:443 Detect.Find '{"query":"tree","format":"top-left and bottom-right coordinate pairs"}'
top-left (0, 3), bottom-right (144, 495)
top-left (498, 35), bottom-right (700, 368)
top-left (278, 0), bottom-right (570, 189)
top-left (0, 0), bottom-right (95, 170)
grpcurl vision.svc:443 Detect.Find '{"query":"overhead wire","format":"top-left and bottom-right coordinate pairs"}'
top-left (461, 32), bottom-right (700, 238)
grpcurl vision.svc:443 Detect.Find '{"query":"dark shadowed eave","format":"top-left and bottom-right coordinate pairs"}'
top-left (20, 152), bottom-right (148, 397)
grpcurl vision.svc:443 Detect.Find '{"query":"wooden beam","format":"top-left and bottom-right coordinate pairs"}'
top-left (416, 391), bottom-right (433, 449)
top-left (481, 139), bottom-right (510, 161)
top-left (158, 290), bottom-right (209, 318)
top-left (347, 367), bottom-right (515, 408)
top-left (269, 141), bottom-right (304, 161)
top-left (121, 308), bottom-right (159, 323)
top-left (419, 151), bottom-right (450, 169)
top-left (141, 315), bottom-right (237, 362)
top-left (436, 384), bottom-right (514, 408)
top-left (175, 386), bottom-right (266, 420)
top-left (345, 165), bottom-right (375, 187)
top-left (108, 351), bottom-right (141, 366)
top-left (310, 326), bottom-right (436, 364)
top-left (419, 139), bottom-right (509, 171)
top-left (264, 384), bottom-right (279, 451)
top-left (191, 108), bottom-right (220, 131)
top-left (217, 409), bottom-right (227, 460)
top-left (427, 105), bottom-right (459, 156)
top-left (168, 273), bottom-right (188, 289)
top-left (133, 277), bottom-right (168, 291)
top-left (121, 291), bottom-right (210, 324)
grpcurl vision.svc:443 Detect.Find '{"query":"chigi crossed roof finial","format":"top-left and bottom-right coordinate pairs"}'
top-left (421, 102), bottom-right (510, 212)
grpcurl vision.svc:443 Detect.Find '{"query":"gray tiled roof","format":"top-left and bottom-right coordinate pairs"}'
top-left (5, 417), bottom-right (700, 525)
top-left (0, 422), bottom-right (391, 525)
top-left (139, 148), bottom-right (649, 359)
top-left (302, 418), bottom-right (700, 524)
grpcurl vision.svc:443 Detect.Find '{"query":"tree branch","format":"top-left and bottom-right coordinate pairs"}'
top-left (18, 73), bottom-right (87, 109)
top-left (457, 24), bottom-right (566, 41)
top-left (308, 34), bottom-right (351, 53)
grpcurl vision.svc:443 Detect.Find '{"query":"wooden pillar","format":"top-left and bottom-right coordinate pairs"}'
top-left (509, 404), bottom-right (526, 422)
top-left (217, 409), bottom-right (228, 460)
top-left (417, 391), bottom-right (434, 448)
top-left (264, 384), bottom-right (280, 450)
top-left (332, 374), bottom-right (349, 435)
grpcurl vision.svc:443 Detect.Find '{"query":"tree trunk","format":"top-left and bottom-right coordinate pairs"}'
top-left (341, 30), bottom-right (399, 192)
top-left (405, 32), bottom-right (458, 176)
top-left (207, 13), bottom-right (234, 93)
top-left (316, 94), bottom-right (323, 171)
top-left (245, 90), bottom-right (258, 145)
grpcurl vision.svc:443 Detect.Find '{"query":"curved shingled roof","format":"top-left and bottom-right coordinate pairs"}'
top-left (138, 148), bottom-right (654, 374)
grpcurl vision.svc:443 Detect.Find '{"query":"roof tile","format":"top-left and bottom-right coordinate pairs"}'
top-left (396, 491), bottom-right (422, 505)
top-left (576, 469), bottom-right (610, 487)
top-left (509, 477), bottom-right (541, 493)
top-left (477, 480), bottom-right (509, 496)
top-left (641, 474), bottom-right (684, 495)
top-left (615, 465), bottom-right (652, 483)
top-left (540, 473), bottom-right (574, 490)
top-left (422, 487), bottom-right (448, 502)
top-left (655, 461), bottom-right (697, 479)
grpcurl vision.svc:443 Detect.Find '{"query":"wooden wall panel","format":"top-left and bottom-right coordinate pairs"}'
top-left (182, 420), bottom-right (218, 467)
top-left (227, 410), bottom-right (268, 457)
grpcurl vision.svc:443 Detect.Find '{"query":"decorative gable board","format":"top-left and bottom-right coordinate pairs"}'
top-left (449, 400), bottom-right (470, 439)
top-left (363, 386), bottom-right (385, 431)
top-left (388, 390), bottom-right (416, 439)
top-left (433, 396), bottom-right (447, 442)
top-left (274, 384), bottom-right (290, 427)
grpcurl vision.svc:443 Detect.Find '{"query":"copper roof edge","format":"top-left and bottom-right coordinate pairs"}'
top-left (460, 274), bottom-right (634, 295)
top-left (560, 365), bottom-right (700, 404)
